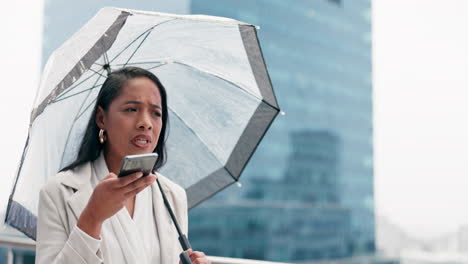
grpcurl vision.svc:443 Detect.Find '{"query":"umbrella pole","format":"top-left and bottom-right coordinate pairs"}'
top-left (156, 178), bottom-right (193, 264)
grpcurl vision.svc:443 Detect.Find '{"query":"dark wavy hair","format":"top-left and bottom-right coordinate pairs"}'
top-left (61, 66), bottom-right (168, 172)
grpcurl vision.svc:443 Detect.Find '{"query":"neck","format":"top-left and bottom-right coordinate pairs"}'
top-left (103, 147), bottom-right (123, 174)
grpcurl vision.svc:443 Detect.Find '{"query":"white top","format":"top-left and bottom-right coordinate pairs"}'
top-left (75, 153), bottom-right (161, 263)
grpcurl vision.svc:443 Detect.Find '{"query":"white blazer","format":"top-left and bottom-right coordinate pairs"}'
top-left (35, 160), bottom-right (188, 264)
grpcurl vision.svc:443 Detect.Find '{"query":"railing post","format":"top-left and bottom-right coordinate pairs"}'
top-left (7, 247), bottom-right (13, 264)
top-left (16, 252), bottom-right (24, 264)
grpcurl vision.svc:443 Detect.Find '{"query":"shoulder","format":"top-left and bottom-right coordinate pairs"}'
top-left (37, 170), bottom-right (76, 222)
top-left (156, 173), bottom-right (186, 197)
top-left (40, 170), bottom-right (72, 196)
top-left (154, 172), bottom-right (188, 231)
top-left (155, 173), bottom-right (187, 213)
top-left (40, 162), bottom-right (90, 197)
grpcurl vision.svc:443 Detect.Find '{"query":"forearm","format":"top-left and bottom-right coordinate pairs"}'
top-left (77, 206), bottom-right (103, 239)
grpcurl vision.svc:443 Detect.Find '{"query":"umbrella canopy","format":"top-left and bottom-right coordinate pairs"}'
top-left (6, 7), bottom-right (279, 240)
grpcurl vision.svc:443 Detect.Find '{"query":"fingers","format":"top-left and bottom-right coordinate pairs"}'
top-left (124, 185), bottom-right (146, 198)
top-left (103, 172), bottom-right (117, 180)
top-left (188, 250), bottom-right (210, 264)
top-left (117, 171), bottom-right (144, 187)
top-left (122, 174), bottom-right (157, 196)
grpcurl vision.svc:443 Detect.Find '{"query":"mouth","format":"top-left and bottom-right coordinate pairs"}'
top-left (131, 135), bottom-right (152, 148)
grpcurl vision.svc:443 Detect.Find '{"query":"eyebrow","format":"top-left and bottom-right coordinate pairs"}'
top-left (124, 100), bottom-right (161, 109)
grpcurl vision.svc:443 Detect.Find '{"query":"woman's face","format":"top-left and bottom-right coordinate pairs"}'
top-left (96, 77), bottom-right (163, 162)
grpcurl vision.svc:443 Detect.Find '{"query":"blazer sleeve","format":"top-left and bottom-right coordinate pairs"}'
top-left (35, 187), bottom-right (104, 264)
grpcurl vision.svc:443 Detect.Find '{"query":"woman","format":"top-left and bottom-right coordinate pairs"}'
top-left (36, 67), bottom-right (210, 264)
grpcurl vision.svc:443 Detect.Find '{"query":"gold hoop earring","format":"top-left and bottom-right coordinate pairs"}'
top-left (99, 129), bottom-right (106, 144)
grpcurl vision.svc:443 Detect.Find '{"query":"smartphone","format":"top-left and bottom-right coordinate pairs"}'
top-left (118, 153), bottom-right (159, 177)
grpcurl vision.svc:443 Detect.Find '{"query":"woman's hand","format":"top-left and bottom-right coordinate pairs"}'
top-left (186, 249), bottom-right (211, 264)
top-left (77, 172), bottom-right (157, 238)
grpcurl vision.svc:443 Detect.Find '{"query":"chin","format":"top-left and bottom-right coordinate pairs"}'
top-left (128, 147), bottom-right (155, 155)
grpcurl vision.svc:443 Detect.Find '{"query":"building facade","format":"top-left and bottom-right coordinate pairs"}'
top-left (189, 0), bottom-right (374, 262)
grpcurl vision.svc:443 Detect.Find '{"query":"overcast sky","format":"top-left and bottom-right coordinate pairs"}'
top-left (0, 1), bottom-right (43, 217)
top-left (373, 0), bottom-right (468, 239)
top-left (2, 0), bottom-right (468, 242)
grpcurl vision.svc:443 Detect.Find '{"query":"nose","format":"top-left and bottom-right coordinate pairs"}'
top-left (137, 112), bottom-right (152, 130)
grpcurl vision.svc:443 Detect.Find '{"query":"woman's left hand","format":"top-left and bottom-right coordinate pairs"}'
top-left (187, 249), bottom-right (211, 264)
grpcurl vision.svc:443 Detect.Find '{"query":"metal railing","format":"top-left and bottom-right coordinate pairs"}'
top-left (0, 235), bottom-right (35, 264)
top-left (0, 236), bottom-right (291, 264)
top-left (208, 256), bottom-right (291, 264)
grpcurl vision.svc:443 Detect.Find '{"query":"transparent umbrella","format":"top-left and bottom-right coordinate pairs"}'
top-left (5, 7), bottom-right (280, 240)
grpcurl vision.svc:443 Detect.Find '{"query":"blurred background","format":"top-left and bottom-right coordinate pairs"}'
top-left (2, 0), bottom-right (468, 263)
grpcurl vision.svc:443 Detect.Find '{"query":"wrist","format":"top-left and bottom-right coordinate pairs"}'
top-left (77, 207), bottom-right (103, 239)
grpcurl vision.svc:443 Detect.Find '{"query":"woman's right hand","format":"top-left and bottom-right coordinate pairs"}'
top-left (77, 172), bottom-right (157, 238)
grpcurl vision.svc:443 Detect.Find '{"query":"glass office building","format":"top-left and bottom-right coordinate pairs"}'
top-left (188, 0), bottom-right (374, 262)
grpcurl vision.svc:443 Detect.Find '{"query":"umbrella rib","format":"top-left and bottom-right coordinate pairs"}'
top-left (88, 67), bottom-right (108, 78)
top-left (60, 96), bottom-right (98, 168)
top-left (111, 18), bottom-right (178, 65)
top-left (52, 84), bottom-right (103, 104)
top-left (75, 97), bottom-right (98, 122)
top-left (123, 30), bottom-right (153, 67)
top-left (167, 107), bottom-right (237, 183)
top-left (173, 61), bottom-right (263, 101)
top-left (59, 70), bottom-right (104, 167)
top-left (54, 62), bottom-right (106, 104)
top-left (123, 59), bottom-right (263, 102)
top-left (74, 70), bottom-right (104, 121)
top-left (174, 61), bottom-right (279, 111)
top-left (54, 69), bottom-right (102, 100)
top-left (103, 52), bottom-right (110, 65)
top-left (145, 63), bottom-right (169, 71)
top-left (93, 56), bottom-right (107, 71)
top-left (109, 25), bottom-right (156, 64)
top-left (113, 61), bottom-right (167, 67)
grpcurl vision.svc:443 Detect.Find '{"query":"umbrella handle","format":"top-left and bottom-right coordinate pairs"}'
top-left (180, 251), bottom-right (192, 264)
top-left (156, 178), bottom-right (194, 260)
top-left (178, 234), bottom-right (192, 251)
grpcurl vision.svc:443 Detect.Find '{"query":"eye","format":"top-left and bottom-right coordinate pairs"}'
top-left (124, 108), bottom-right (137, 112)
top-left (153, 111), bottom-right (162, 117)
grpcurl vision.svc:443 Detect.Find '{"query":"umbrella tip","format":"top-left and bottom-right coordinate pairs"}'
top-left (236, 182), bottom-right (242, 188)
top-left (280, 111), bottom-right (286, 116)
top-left (103, 64), bottom-right (112, 75)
